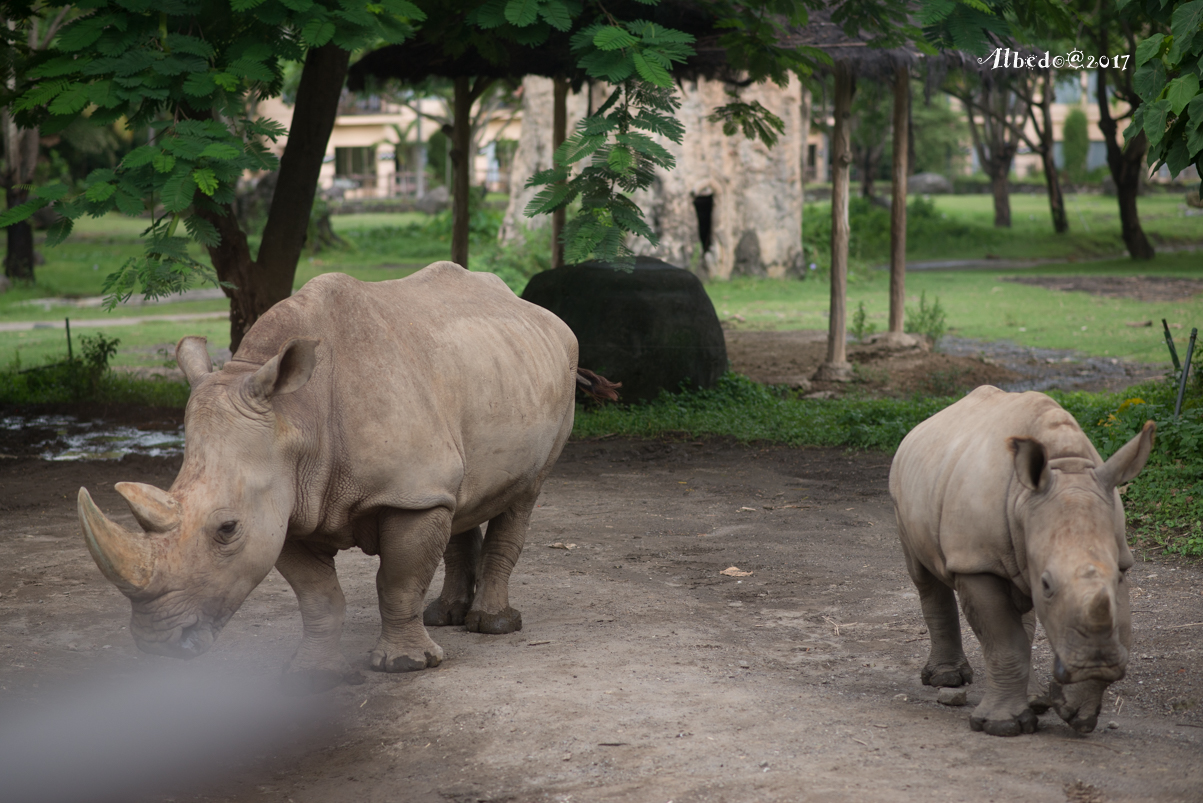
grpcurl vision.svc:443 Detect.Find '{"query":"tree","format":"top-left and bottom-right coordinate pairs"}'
top-left (1008, 62), bottom-right (1069, 233)
top-left (0, 0), bottom-right (421, 352)
top-left (1, 2), bottom-right (71, 282)
top-left (1127, 0), bottom-right (1203, 207)
top-left (946, 68), bottom-right (1025, 228)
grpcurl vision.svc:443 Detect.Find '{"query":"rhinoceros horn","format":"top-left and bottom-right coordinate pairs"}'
top-left (78, 487), bottom-right (155, 594)
top-left (115, 482), bottom-right (181, 533)
top-left (1086, 586), bottom-right (1113, 633)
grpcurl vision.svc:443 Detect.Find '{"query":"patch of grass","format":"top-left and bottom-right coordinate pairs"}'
top-left (575, 370), bottom-right (1203, 557)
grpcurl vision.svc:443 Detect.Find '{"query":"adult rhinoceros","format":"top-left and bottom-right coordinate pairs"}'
top-left (78, 263), bottom-right (613, 691)
top-left (890, 386), bottom-right (1154, 736)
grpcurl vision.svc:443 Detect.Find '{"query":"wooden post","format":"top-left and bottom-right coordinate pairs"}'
top-left (451, 75), bottom-right (472, 269)
top-left (551, 77), bottom-right (568, 268)
top-left (888, 64), bottom-right (909, 336)
top-left (814, 61), bottom-right (854, 382)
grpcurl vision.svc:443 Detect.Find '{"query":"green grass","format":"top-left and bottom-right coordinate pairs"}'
top-left (803, 193), bottom-right (1203, 268)
top-left (710, 250), bottom-right (1203, 363)
top-left (574, 372), bottom-right (1203, 557)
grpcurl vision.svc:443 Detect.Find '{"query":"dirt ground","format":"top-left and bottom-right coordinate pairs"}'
top-left (1, 430), bottom-right (1201, 803)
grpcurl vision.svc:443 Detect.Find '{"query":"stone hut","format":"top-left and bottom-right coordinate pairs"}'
top-left (502, 76), bottom-right (805, 281)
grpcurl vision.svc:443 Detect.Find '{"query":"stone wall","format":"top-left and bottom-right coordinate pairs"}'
top-left (502, 76), bottom-right (805, 281)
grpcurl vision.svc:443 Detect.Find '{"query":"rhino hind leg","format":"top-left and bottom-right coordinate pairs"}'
top-left (906, 552), bottom-right (973, 688)
top-left (275, 540), bottom-right (364, 692)
top-left (424, 526), bottom-right (484, 627)
top-left (465, 498), bottom-right (537, 635)
top-left (371, 507), bottom-right (453, 673)
top-left (957, 573), bottom-right (1039, 736)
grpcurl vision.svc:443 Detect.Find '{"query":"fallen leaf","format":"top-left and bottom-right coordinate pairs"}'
top-left (720, 566), bottom-right (753, 577)
top-left (738, 506), bottom-right (757, 512)
top-left (547, 542), bottom-right (578, 550)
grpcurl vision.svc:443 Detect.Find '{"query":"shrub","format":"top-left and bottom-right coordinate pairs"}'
top-left (904, 290), bottom-right (947, 347)
top-left (1062, 108), bottom-right (1089, 185)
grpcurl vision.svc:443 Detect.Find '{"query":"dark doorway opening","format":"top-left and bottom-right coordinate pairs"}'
top-left (694, 195), bottom-right (714, 252)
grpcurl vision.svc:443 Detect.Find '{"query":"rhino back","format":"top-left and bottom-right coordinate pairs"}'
top-left (233, 265), bottom-right (578, 535)
top-left (890, 386), bottom-right (1102, 583)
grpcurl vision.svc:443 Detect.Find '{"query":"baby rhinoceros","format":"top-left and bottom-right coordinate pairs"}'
top-left (890, 386), bottom-right (1154, 736)
top-left (77, 264), bottom-right (595, 692)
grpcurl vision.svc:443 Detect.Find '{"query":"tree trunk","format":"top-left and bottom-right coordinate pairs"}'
top-left (2, 122), bottom-right (39, 282)
top-left (1096, 67), bottom-right (1154, 260)
top-left (989, 169), bottom-right (1011, 228)
top-left (551, 77), bottom-right (568, 268)
top-left (889, 65), bottom-right (908, 335)
top-left (451, 75), bottom-right (472, 268)
top-left (207, 43), bottom-right (351, 353)
top-left (1036, 71), bottom-right (1068, 234)
top-left (815, 61), bottom-right (854, 382)
top-left (4, 185), bottom-right (34, 281)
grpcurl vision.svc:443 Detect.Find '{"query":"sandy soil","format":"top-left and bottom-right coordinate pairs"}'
top-left (1, 436), bottom-right (1200, 803)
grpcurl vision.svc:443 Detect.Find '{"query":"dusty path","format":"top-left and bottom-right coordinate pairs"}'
top-left (0, 439), bottom-right (1200, 803)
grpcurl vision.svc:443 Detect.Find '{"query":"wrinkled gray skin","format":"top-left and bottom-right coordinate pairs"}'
top-left (890, 386), bottom-right (1155, 736)
top-left (78, 264), bottom-right (578, 691)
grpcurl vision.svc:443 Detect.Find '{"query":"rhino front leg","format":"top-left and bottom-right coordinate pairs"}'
top-left (904, 549), bottom-right (973, 687)
top-left (465, 497), bottom-right (535, 635)
top-left (275, 539), bottom-right (365, 693)
top-left (372, 507), bottom-right (452, 672)
top-left (956, 573), bottom-right (1038, 736)
top-left (424, 525), bottom-right (483, 627)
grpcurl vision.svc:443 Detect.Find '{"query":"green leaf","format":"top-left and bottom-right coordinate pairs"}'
top-left (1135, 34), bottom-right (1167, 69)
top-left (43, 216), bottom-right (74, 247)
top-left (192, 168), bottom-right (219, 196)
top-left (48, 83), bottom-right (90, 116)
top-left (34, 183), bottom-right (70, 202)
top-left (199, 142), bottom-right (242, 160)
top-left (301, 19), bottom-right (338, 47)
top-left (162, 171), bottom-right (197, 213)
top-left (607, 146), bottom-right (634, 173)
top-left (1188, 95), bottom-right (1203, 157)
top-left (183, 71), bottom-right (218, 97)
top-left (184, 214), bottom-right (220, 247)
top-left (123, 146), bottom-right (158, 168)
top-left (504, 0), bottom-right (539, 26)
top-left (57, 18), bottom-right (106, 52)
top-left (0, 197), bottom-right (50, 228)
top-left (1134, 60), bottom-right (1169, 103)
top-left (1172, 0), bottom-right (1203, 48)
top-left (1144, 99), bottom-right (1172, 149)
top-left (85, 182), bottom-right (117, 202)
top-left (473, 0), bottom-right (507, 27)
top-left (153, 152), bottom-right (177, 173)
top-left (1168, 73), bottom-right (1201, 116)
top-left (1167, 133), bottom-right (1192, 175)
top-left (594, 25), bottom-right (638, 51)
top-left (539, 0), bottom-right (573, 31)
top-left (113, 190), bottom-right (145, 217)
top-left (632, 51), bottom-right (672, 87)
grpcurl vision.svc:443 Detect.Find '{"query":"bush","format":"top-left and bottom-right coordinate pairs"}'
top-left (904, 290), bottom-right (947, 347)
top-left (1062, 109), bottom-right (1090, 185)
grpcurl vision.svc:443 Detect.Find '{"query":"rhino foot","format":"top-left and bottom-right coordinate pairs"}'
top-left (281, 666), bottom-right (366, 695)
top-left (1048, 681), bottom-right (1102, 734)
top-left (424, 597), bottom-right (471, 627)
top-left (465, 607), bottom-right (523, 634)
top-left (369, 641), bottom-right (444, 673)
top-left (922, 658), bottom-right (974, 688)
top-left (969, 706), bottom-right (1039, 737)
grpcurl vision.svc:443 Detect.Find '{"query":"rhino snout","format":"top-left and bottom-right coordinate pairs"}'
top-left (1054, 649), bottom-right (1128, 685)
top-left (131, 614), bottom-right (219, 659)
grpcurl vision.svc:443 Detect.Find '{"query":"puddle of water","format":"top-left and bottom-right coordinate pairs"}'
top-left (0, 415), bottom-right (184, 461)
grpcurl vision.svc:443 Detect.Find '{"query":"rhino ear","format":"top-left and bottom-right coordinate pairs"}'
top-left (176, 336), bottom-right (213, 387)
top-left (1097, 420), bottom-right (1156, 491)
top-left (245, 338), bottom-right (319, 403)
top-left (1008, 436), bottom-right (1050, 493)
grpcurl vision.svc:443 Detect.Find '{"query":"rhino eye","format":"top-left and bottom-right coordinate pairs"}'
top-left (215, 520), bottom-right (239, 543)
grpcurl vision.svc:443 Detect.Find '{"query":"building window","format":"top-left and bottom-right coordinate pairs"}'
top-left (335, 146), bottom-right (377, 179)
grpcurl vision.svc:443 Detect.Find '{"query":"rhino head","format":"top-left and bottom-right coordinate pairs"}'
top-left (78, 336), bottom-right (318, 658)
top-left (1009, 420), bottom-right (1155, 687)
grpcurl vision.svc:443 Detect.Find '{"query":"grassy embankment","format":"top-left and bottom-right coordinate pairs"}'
top-left (0, 191), bottom-right (1200, 554)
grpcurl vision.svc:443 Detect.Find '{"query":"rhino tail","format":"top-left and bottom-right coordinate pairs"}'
top-left (576, 368), bottom-right (621, 403)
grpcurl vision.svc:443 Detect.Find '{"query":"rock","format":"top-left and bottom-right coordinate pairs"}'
top-left (1106, 721), bottom-right (1119, 729)
top-left (907, 172), bottom-right (954, 195)
top-left (861, 332), bottom-right (929, 352)
top-left (521, 256), bottom-right (728, 403)
top-left (937, 688), bottom-right (968, 706)
top-left (415, 185), bottom-right (450, 215)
